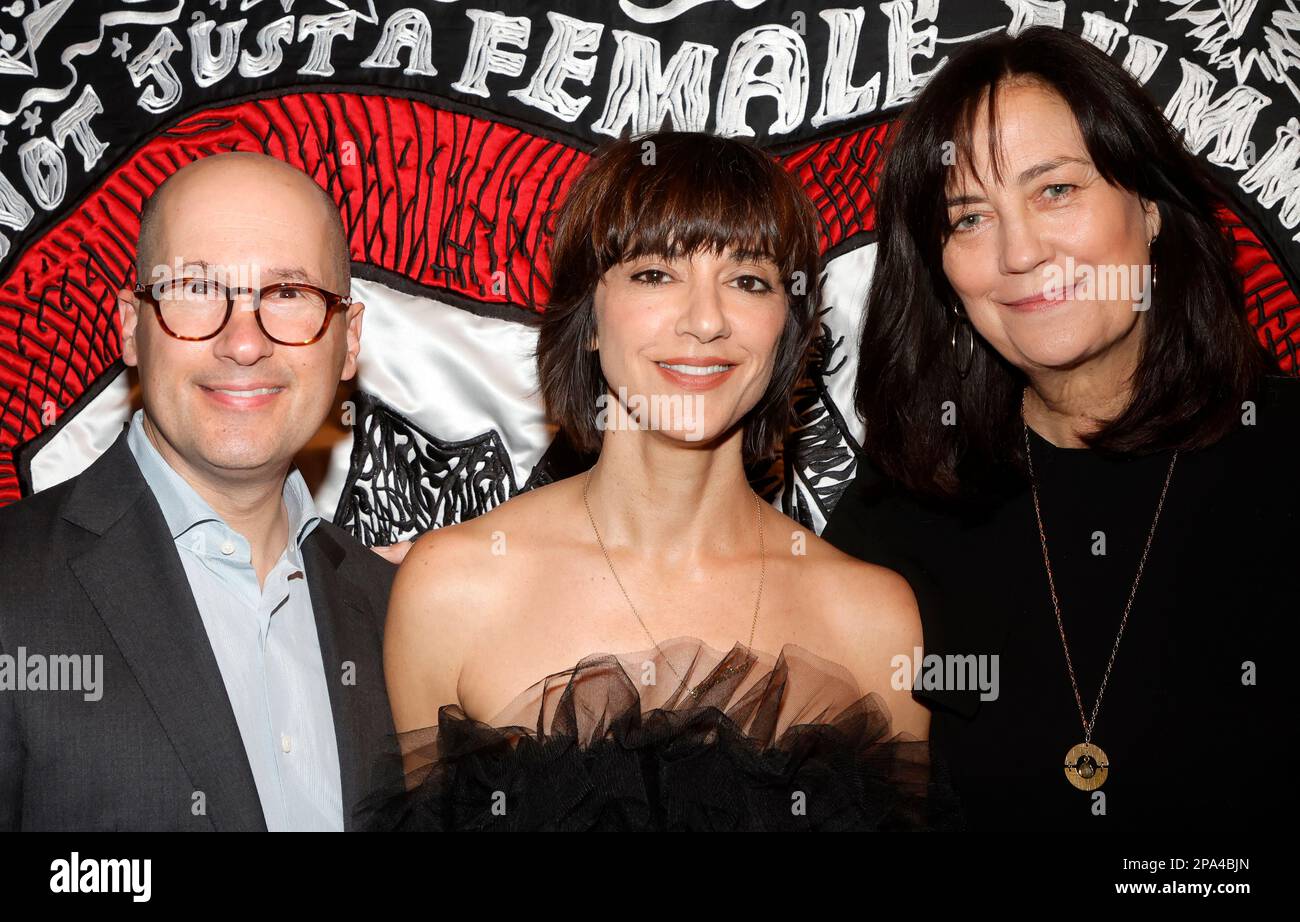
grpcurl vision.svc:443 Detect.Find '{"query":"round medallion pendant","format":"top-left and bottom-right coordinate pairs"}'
top-left (1064, 742), bottom-right (1109, 791)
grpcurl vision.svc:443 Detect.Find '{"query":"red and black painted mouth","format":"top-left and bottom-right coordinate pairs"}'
top-left (0, 91), bottom-right (1295, 509)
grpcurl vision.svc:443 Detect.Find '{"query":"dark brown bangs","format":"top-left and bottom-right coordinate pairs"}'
top-left (580, 131), bottom-right (814, 287)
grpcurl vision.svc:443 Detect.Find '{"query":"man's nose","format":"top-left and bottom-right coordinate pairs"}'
top-left (212, 290), bottom-right (275, 364)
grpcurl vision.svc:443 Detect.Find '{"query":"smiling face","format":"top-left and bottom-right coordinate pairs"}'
top-left (941, 79), bottom-right (1160, 374)
top-left (591, 246), bottom-right (788, 450)
top-left (118, 153), bottom-right (363, 484)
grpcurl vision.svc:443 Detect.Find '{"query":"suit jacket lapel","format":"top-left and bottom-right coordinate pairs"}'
top-left (63, 431), bottom-right (267, 831)
top-left (303, 531), bottom-right (394, 832)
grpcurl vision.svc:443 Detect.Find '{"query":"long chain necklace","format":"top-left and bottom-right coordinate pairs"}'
top-left (581, 469), bottom-right (765, 698)
top-left (1021, 393), bottom-right (1178, 791)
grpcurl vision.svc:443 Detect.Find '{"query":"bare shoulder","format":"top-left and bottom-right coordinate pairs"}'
top-left (389, 479), bottom-right (578, 636)
top-left (766, 507), bottom-right (918, 633)
top-left (384, 479), bottom-right (579, 729)
top-left (785, 523), bottom-right (928, 737)
top-left (756, 505), bottom-right (920, 648)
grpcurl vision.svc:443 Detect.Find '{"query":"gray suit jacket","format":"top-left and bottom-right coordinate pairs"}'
top-left (0, 428), bottom-right (404, 830)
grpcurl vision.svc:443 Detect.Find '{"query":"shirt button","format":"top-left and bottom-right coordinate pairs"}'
top-left (281, 734), bottom-right (292, 753)
top-left (220, 540), bottom-right (236, 556)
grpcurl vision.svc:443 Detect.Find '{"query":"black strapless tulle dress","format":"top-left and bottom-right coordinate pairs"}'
top-left (364, 638), bottom-right (962, 831)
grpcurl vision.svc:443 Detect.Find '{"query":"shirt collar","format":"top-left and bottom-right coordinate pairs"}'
top-left (125, 409), bottom-right (321, 550)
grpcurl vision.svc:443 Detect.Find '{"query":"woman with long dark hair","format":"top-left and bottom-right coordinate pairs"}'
top-left (824, 26), bottom-right (1297, 829)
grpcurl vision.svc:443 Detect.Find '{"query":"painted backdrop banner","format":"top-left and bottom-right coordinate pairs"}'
top-left (0, 0), bottom-right (1297, 542)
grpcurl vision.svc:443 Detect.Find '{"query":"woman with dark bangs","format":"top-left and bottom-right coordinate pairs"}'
top-left (824, 27), bottom-right (1298, 830)
top-left (370, 131), bottom-right (959, 831)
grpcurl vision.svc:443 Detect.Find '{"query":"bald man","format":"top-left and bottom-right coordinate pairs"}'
top-left (0, 153), bottom-right (403, 830)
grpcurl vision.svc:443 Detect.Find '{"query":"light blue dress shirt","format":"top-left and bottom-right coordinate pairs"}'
top-left (126, 410), bottom-right (344, 831)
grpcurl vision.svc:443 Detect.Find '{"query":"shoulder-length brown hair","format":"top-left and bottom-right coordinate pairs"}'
top-left (535, 130), bottom-right (823, 462)
top-left (855, 26), bottom-right (1271, 499)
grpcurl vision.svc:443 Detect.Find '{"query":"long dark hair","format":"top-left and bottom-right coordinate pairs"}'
top-left (855, 26), bottom-right (1269, 498)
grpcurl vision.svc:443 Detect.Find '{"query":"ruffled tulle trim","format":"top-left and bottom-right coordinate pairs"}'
top-left (363, 638), bottom-right (963, 831)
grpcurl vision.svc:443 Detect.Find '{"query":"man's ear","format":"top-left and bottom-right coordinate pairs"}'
top-left (340, 301), bottom-right (364, 382)
top-left (118, 287), bottom-right (141, 367)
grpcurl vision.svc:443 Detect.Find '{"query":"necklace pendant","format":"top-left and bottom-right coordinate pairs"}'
top-left (1063, 742), bottom-right (1109, 791)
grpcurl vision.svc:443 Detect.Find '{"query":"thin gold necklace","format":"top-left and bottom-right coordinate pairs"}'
top-left (581, 469), bottom-right (765, 696)
top-left (1021, 392), bottom-right (1178, 791)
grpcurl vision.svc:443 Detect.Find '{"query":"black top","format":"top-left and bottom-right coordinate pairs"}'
top-left (823, 375), bottom-right (1300, 830)
top-left (363, 638), bottom-right (962, 831)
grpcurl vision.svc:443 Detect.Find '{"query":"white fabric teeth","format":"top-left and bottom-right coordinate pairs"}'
top-left (658, 363), bottom-right (731, 375)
